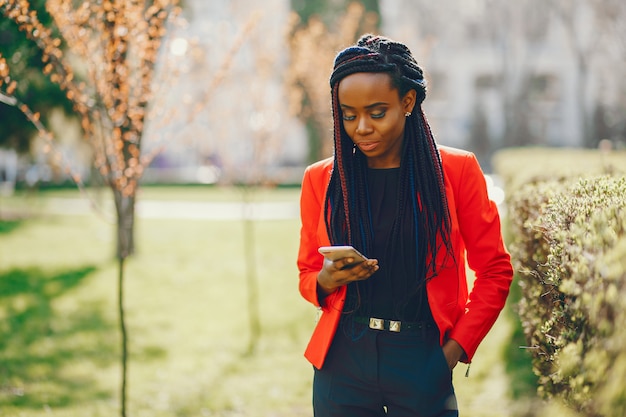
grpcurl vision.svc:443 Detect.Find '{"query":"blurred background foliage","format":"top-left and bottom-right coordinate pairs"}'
top-left (291, 0), bottom-right (379, 25)
top-left (2, 0), bottom-right (625, 188)
top-left (0, 0), bottom-right (73, 153)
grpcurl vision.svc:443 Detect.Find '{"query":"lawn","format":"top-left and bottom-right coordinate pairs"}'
top-left (0, 186), bottom-right (570, 416)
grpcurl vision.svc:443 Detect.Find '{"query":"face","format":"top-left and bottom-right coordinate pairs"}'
top-left (337, 72), bottom-right (416, 168)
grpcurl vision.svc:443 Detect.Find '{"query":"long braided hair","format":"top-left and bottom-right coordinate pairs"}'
top-left (325, 34), bottom-right (454, 317)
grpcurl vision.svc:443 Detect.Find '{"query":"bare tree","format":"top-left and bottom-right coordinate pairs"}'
top-left (484, 1), bottom-right (542, 147)
top-left (481, 0), bottom-right (626, 148)
top-left (547, 0), bottom-right (601, 147)
top-left (285, 2), bottom-right (378, 162)
top-left (188, 9), bottom-right (290, 355)
top-left (0, 1), bottom-right (251, 415)
top-left (0, 2), bottom-right (182, 415)
top-left (380, 0), bottom-right (626, 151)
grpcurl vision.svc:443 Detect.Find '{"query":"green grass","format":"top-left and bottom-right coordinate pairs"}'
top-left (0, 186), bottom-right (546, 416)
top-left (502, 275), bottom-right (540, 399)
top-left (1, 187), bottom-right (312, 416)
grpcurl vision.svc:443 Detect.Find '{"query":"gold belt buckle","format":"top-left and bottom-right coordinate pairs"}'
top-left (389, 320), bottom-right (401, 332)
top-left (369, 317), bottom-right (384, 330)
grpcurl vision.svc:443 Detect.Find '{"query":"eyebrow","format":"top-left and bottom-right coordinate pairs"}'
top-left (340, 102), bottom-right (389, 110)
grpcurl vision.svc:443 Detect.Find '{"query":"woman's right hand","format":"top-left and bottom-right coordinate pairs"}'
top-left (317, 256), bottom-right (379, 295)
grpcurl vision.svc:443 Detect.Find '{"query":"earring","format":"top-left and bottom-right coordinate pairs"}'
top-left (353, 143), bottom-right (356, 155)
top-left (405, 112), bottom-right (412, 117)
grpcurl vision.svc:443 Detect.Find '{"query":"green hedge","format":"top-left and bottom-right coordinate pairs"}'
top-left (499, 148), bottom-right (626, 416)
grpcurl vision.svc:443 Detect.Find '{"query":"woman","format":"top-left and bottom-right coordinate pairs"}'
top-left (297, 34), bottom-right (514, 416)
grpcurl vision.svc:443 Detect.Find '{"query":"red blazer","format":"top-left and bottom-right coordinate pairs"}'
top-left (297, 146), bottom-right (514, 370)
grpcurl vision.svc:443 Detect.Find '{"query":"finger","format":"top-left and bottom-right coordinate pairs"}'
top-left (335, 257), bottom-right (362, 270)
top-left (345, 262), bottom-right (379, 282)
top-left (324, 259), bottom-right (378, 286)
top-left (338, 257), bottom-right (378, 270)
top-left (357, 266), bottom-right (379, 281)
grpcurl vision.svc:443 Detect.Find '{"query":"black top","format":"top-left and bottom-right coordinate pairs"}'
top-left (350, 167), bottom-right (432, 322)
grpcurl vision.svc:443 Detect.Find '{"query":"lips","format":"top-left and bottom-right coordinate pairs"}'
top-left (357, 142), bottom-right (379, 152)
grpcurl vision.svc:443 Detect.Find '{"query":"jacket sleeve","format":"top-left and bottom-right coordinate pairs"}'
top-left (448, 152), bottom-right (514, 360)
top-left (297, 163), bottom-right (327, 308)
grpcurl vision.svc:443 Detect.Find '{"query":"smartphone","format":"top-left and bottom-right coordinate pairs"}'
top-left (318, 245), bottom-right (369, 263)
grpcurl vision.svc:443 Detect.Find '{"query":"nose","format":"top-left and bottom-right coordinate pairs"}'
top-left (355, 116), bottom-right (373, 135)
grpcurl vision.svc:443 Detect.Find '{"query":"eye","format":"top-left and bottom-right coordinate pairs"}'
top-left (342, 114), bottom-right (356, 121)
top-left (371, 111), bottom-right (386, 119)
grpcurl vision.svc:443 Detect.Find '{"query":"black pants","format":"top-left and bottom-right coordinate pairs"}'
top-left (313, 324), bottom-right (458, 417)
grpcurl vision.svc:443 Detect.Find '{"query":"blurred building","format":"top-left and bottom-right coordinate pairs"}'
top-left (380, 0), bottom-right (623, 169)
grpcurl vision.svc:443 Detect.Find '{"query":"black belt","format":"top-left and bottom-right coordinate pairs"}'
top-left (354, 316), bottom-right (435, 333)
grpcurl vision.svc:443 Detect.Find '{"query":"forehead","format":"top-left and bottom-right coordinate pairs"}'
top-left (337, 72), bottom-right (397, 105)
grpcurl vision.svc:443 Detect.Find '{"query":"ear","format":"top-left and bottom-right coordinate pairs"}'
top-left (402, 89), bottom-right (417, 114)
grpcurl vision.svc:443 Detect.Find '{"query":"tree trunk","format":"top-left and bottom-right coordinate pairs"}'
top-left (576, 53), bottom-right (593, 147)
top-left (117, 256), bottom-right (128, 417)
top-left (242, 187), bottom-right (261, 355)
top-left (112, 188), bottom-right (133, 417)
top-left (114, 190), bottom-right (135, 259)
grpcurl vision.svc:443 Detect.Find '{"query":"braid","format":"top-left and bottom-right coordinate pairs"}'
top-left (324, 34), bottom-right (454, 314)
top-left (326, 83), bottom-right (353, 244)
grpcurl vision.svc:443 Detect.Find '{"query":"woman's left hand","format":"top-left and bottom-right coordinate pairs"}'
top-left (442, 339), bottom-right (465, 371)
